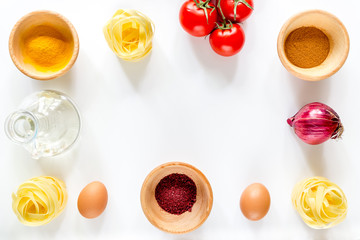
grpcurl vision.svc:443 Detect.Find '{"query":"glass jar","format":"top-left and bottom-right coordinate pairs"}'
top-left (5, 90), bottom-right (81, 159)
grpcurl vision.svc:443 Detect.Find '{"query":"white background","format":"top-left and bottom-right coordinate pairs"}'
top-left (0, 0), bottom-right (359, 239)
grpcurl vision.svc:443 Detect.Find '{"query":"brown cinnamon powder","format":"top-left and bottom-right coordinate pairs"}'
top-left (284, 27), bottom-right (330, 68)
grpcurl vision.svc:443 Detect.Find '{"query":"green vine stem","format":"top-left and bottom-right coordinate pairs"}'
top-left (215, 19), bottom-right (233, 30)
top-left (193, 0), bottom-right (216, 23)
top-left (233, 0), bottom-right (253, 21)
top-left (217, 0), bottom-right (253, 21)
top-left (217, 0), bottom-right (226, 20)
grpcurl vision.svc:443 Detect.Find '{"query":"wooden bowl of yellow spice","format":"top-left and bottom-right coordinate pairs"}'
top-left (9, 10), bottom-right (79, 80)
top-left (277, 10), bottom-right (349, 81)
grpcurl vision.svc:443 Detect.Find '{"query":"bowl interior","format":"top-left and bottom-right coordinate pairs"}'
top-left (278, 10), bottom-right (349, 81)
top-left (9, 11), bottom-right (78, 80)
top-left (141, 162), bottom-right (213, 234)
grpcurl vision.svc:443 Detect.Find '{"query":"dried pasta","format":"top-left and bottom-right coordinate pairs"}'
top-left (12, 176), bottom-right (68, 226)
top-left (103, 9), bottom-right (154, 62)
top-left (291, 176), bottom-right (347, 229)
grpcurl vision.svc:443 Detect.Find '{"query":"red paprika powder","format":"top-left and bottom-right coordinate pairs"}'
top-left (155, 173), bottom-right (197, 215)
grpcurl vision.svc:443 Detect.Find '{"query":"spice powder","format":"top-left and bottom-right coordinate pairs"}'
top-left (22, 25), bottom-right (73, 72)
top-left (155, 173), bottom-right (197, 215)
top-left (284, 27), bottom-right (330, 68)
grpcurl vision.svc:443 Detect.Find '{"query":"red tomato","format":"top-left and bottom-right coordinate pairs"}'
top-left (179, 0), bottom-right (218, 37)
top-left (209, 23), bottom-right (245, 57)
top-left (218, 0), bottom-right (254, 23)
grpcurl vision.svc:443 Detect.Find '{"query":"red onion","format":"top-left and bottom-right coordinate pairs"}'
top-left (287, 102), bottom-right (343, 145)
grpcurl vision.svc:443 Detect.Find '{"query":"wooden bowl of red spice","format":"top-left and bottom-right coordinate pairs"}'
top-left (140, 162), bottom-right (213, 234)
top-left (277, 10), bottom-right (349, 81)
top-left (9, 10), bottom-right (79, 80)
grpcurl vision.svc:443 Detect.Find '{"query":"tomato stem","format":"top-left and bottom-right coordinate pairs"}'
top-left (215, 19), bottom-right (233, 30)
top-left (217, 0), bottom-right (226, 21)
top-left (193, 0), bottom-right (216, 24)
top-left (233, 0), bottom-right (253, 21)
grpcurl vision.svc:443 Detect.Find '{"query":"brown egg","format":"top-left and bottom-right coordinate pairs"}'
top-left (240, 183), bottom-right (270, 221)
top-left (78, 181), bottom-right (108, 219)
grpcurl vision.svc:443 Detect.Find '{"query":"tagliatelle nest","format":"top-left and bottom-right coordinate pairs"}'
top-left (291, 176), bottom-right (347, 229)
top-left (12, 176), bottom-right (68, 226)
top-left (103, 9), bottom-right (155, 62)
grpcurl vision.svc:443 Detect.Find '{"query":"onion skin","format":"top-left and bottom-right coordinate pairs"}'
top-left (287, 102), bottom-right (343, 145)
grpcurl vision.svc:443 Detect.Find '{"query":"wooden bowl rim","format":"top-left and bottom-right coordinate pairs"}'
top-left (277, 9), bottom-right (350, 81)
top-left (140, 161), bottom-right (213, 234)
top-left (8, 10), bottom-right (79, 81)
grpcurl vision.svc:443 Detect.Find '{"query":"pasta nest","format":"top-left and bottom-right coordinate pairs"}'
top-left (291, 176), bottom-right (347, 229)
top-left (103, 9), bottom-right (155, 62)
top-left (12, 176), bottom-right (68, 226)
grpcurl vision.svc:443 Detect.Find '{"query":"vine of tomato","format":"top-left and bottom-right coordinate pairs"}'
top-left (218, 0), bottom-right (254, 23)
top-left (209, 23), bottom-right (245, 57)
top-left (179, 0), bottom-right (218, 37)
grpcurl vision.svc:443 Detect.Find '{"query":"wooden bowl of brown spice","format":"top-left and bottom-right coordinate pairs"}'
top-left (140, 162), bottom-right (213, 234)
top-left (277, 10), bottom-right (349, 81)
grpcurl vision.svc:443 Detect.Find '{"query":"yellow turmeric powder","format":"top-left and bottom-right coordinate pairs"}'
top-left (22, 25), bottom-right (73, 72)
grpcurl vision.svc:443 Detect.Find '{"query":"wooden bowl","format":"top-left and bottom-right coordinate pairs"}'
top-left (140, 162), bottom-right (213, 234)
top-left (277, 10), bottom-right (349, 81)
top-left (9, 10), bottom-right (79, 80)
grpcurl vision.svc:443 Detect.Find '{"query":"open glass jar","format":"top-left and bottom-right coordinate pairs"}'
top-left (5, 90), bottom-right (80, 159)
